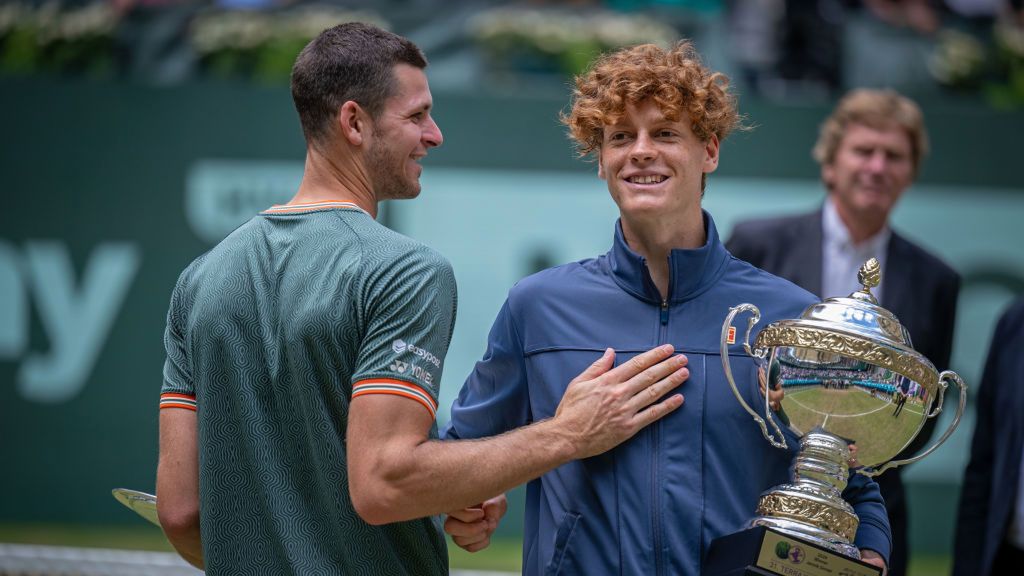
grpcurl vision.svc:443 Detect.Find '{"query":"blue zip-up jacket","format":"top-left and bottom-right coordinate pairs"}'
top-left (443, 212), bottom-right (891, 575)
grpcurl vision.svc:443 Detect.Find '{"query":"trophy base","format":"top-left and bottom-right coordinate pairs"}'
top-left (705, 526), bottom-right (882, 576)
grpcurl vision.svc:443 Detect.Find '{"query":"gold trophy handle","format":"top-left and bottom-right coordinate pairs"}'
top-left (864, 370), bottom-right (968, 477)
top-left (721, 303), bottom-right (787, 449)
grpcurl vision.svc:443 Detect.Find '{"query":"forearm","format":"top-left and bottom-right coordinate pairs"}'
top-left (156, 408), bottom-right (203, 569)
top-left (355, 417), bottom-right (574, 524)
top-left (157, 460), bottom-right (204, 569)
top-left (164, 524), bottom-right (204, 570)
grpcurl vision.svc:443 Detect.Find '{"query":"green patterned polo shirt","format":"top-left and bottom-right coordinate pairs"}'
top-left (160, 201), bottom-right (457, 575)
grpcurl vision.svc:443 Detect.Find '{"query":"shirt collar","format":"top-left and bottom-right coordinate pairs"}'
top-left (608, 210), bottom-right (731, 304)
top-left (261, 201), bottom-right (370, 216)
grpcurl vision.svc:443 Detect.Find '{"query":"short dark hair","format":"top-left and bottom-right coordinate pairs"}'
top-left (290, 22), bottom-right (427, 145)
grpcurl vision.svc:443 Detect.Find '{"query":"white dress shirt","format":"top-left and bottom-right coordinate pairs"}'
top-left (822, 198), bottom-right (891, 301)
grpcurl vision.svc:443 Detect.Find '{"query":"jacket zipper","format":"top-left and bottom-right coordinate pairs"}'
top-left (647, 253), bottom-right (671, 576)
top-left (652, 411), bottom-right (663, 576)
top-left (654, 298), bottom-right (670, 576)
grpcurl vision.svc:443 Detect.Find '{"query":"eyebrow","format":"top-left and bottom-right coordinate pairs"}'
top-left (605, 119), bottom-right (679, 131)
top-left (406, 100), bottom-right (432, 115)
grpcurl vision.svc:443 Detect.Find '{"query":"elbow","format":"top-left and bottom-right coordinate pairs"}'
top-left (157, 499), bottom-right (201, 539)
top-left (352, 497), bottom-right (391, 526)
top-left (348, 434), bottom-right (428, 525)
top-left (350, 476), bottom-right (408, 526)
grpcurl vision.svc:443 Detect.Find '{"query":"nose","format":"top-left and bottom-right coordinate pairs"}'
top-left (424, 115), bottom-right (443, 148)
top-left (865, 150), bottom-right (887, 173)
top-left (630, 132), bottom-right (656, 162)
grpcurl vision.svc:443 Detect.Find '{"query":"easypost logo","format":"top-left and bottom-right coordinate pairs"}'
top-left (0, 240), bottom-right (140, 402)
top-left (391, 339), bottom-right (440, 368)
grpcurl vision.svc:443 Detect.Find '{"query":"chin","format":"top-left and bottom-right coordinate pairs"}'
top-left (400, 184), bottom-right (422, 200)
top-left (854, 197), bottom-right (893, 212)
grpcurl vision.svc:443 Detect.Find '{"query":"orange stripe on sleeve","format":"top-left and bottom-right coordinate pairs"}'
top-left (160, 392), bottom-right (197, 411)
top-left (351, 388), bottom-right (436, 418)
top-left (351, 378), bottom-right (437, 419)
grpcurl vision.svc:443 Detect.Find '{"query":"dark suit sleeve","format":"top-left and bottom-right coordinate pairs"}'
top-left (900, 267), bottom-right (961, 458)
top-left (932, 270), bottom-right (961, 372)
top-left (951, 303), bottom-right (1014, 576)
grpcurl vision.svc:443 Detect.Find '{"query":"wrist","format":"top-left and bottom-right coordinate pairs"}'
top-left (534, 417), bottom-right (579, 464)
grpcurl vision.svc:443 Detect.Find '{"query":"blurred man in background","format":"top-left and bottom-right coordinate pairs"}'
top-left (953, 297), bottom-right (1024, 575)
top-left (727, 88), bottom-right (961, 576)
top-left (155, 21), bottom-right (687, 574)
top-left (444, 41), bottom-right (890, 575)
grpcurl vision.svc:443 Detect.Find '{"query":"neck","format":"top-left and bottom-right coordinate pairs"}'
top-left (620, 209), bottom-right (705, 301)
top-left (831, 197), bottom-right (885, 245)
top-left (289, 143), bottom-right (378, 217)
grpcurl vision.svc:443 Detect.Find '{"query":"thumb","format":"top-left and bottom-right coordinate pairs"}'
top-left (446, 507), bottom-right (485, 523)
top-left (482, 495), bottom-right (508, 521)
top-left (571, 348), bottom-right (615, 384)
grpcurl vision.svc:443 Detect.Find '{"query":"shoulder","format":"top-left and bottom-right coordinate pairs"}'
top-left (725, 255), bottom-right (813, 296)
top-left (507, 259), bottom-right (594, 300)
top-left (889, 232), bottom-right (960, 283)
top-left (722, 256), bottom-right (818, 315)
top-left (178, 216), bottom-right (267, 279)
top-left (175, 251), bottom-right (210, 285)
top-left (730, 211), bottom-right (816, 239)
top-left (996, 297), bottom-right (1024, 336)
top-left (351, 220), bottom-right (454, 276)
top-left (726, 211), bottom-right (818, 262)
top-left (500, 258), bottom-right (609, 323)
top-left (168, 247), bottom-right (216, 303)
top-left (352, 228), bottom-right (456, 314)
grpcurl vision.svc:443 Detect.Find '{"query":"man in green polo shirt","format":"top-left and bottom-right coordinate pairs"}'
top-left (155, 22), bottom-right (689, 574)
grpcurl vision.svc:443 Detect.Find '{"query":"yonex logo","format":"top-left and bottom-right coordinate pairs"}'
top-left (389, 360), bottom-right (409, 373)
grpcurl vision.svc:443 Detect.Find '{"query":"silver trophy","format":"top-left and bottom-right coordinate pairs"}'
top-left (720, 258), bottom-right (967, 559)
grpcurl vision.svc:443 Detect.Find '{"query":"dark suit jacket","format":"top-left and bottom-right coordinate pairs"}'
top-left (726, 208), bottom-right (961, 576)
top-left (953, 298), bottom-right (1024, 576)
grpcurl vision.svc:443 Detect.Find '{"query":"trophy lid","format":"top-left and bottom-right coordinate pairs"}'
top-left (754, 258), bottom-right (939, 391)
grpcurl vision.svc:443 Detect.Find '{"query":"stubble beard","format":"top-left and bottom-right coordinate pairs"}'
top-left (367, 135), bottom-right (419, 201)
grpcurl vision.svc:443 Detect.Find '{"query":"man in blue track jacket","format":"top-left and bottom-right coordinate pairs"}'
top-left (442, 41), bottom-right (891, 575)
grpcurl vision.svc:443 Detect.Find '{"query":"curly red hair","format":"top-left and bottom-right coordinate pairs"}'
top-left (564, 41), bottom-right (741, 159)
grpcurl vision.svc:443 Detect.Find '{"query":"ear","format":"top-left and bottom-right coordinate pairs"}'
top-left (338, 101), bottom-right (368, 146)
top-left (702, 134), bottom-right (720, 174)
top-left (821, 163), bottom-right (835, 189)
top-left (597, 150), bottom-right (606, 180)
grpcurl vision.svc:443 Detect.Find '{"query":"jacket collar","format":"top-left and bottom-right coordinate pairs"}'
top-left (608, 210), bottom-right (731, 304)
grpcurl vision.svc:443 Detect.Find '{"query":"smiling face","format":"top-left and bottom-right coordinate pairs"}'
top-left (823, 122), bottom-right (913, 228)
top-left (598, 99), bottom-right (719, 223)
top-left (366, 63), bottom-right (443, 200)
